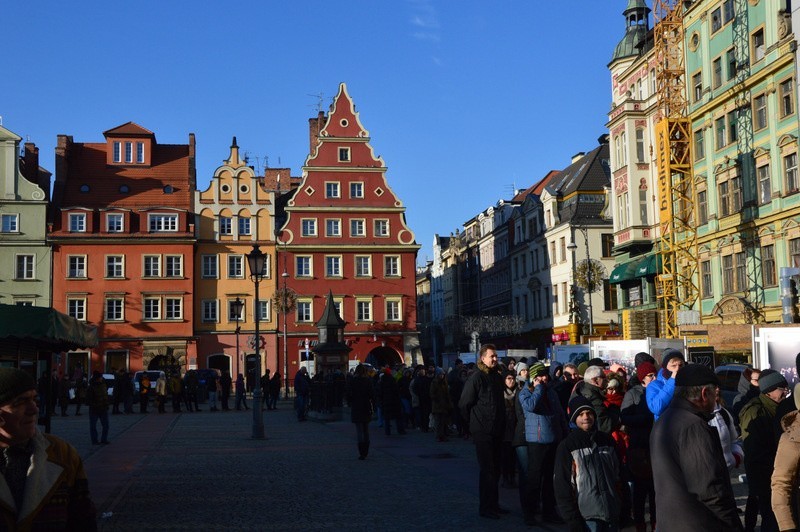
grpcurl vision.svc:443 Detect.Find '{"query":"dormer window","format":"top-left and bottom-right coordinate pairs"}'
top-left (338, 147), bottom-right (350, 162)
top-left (113, 142), bottom-right (122, 163)
top-left (136, 142), bottom-right (145, 163)
top-left (110, 140), bottom-right (147, 165)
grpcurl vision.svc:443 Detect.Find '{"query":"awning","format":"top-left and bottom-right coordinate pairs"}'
top-left (609, 260), bottom-right (640, 284)
top-left (0, 304), bottom-right (98, 351)
top-left (635, 254), bottom-right (662, 278)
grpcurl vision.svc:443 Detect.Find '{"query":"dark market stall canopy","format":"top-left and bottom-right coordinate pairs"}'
top-left (0, 304), bottom-right (98, 352)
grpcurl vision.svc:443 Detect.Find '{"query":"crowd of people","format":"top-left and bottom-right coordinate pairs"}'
top-left (345, 345), bottom-right (800, 531)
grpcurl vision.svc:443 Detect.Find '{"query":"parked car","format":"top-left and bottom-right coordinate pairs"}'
top-left (133, 370), bottom-right (165, 401)
top-left (715, 364), bottom-right (752, 407)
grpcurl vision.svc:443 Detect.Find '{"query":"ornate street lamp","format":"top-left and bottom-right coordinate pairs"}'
top-left (246, 244), bottom-right (267, 439)
top-left (231, 297), bottom-right (244, 371)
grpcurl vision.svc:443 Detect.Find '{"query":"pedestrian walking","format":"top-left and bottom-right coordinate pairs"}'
top-left (347, 364), bottom-right (376, 460)
top-left (207, 371), bottom-right (219, 411)
top-left (430, 367), bottom-right (452, 442)
top-left (294, 367), bottom-right (310, 421)
top-left (155, 373), bottom-right (167, 414)
top-left (220, 371), bottom-right (232, 411)
top-left (139, 373), bottom-right (150, 414)
top-left (458, 344), bottom-right (507, 520)
top-left (235, 373), bottom-right (249, 410)
top-left (86, 371), bottom-right (110, 445)
top-left (268, 372), bottom-right (281, 410)
top-left (261, 369), bottom-right (271, 408)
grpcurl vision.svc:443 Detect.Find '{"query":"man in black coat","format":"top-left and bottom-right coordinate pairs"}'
top-left (458, 344), bottom-right (506, 520)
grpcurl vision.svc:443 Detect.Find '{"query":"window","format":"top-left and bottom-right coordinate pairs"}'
top-left (15, 255), bottom-right (34, 280)
top-left (136, 142), bottom-right (145, 163)
top-left (693, 72), bottom-right (703, 102)
top-left (325, 182), bottom-right (340, 198)
top-left (735, 251), bottom-right (747, 291)
top-left (105, 298), bottom-right (124, 321)
top-left (350, 182), bottom-right (364, 198)
top-left (256, 299), bottom-right (270, 322)
top-left (635, 129), bottom-right (645, 162)
top-left (325, 256), bottom-right (342, 277)
top-left (701, 260), bottom-right (713, 298)
top-left (723, 0), bottom-right (734, 24)
top-left (69, 213), bottom-right (86, 232)
top-left (106, 213), bottom-right (123, 232)
top-left (165, 255), bottom-right (183, 277)
top-left (603, 281), bottom-right (618, 312)
top-left (384, 256), bottom-right (400, 277)
top-left (781, 79), bottom-right (795, 117)
top-left (165, 298), bottom-right (182, 320)
top-left (202, 300), bottom-right (218, 322)
top-left (722, 255), bottom-right (734, 293)
top-left (238, 217), bottom-right (251, 236)
top-left (143, 255), bottom-right (160, 277)
top-left (143, 297), bottom-right (160, 320)
top-left (356, 299), bottom-right (372, 322)
top-left (296, 300), bottom-right (312, 322)
top-left (694, 129), bottom-right (705, 160)
top-left (149, 214), bottom-right (178, 232)
top-left (202, 255), bottom-right (218, 279)
top-left (639, 188), bottom-right (648, 225)
top-left (727, 111), bottom-right (738, 144)
top-left (385, 299), bottom-right (401, 321)
top-left (338, 147), bottom-right (350, 162)
top-left (67, 298), bottom-right (86, 321)
top-left (68, 256), bottom-right (86, 278)
top-left (763, 245), bottom-right (777, 287)
top-left (715, 117), bottom-right (726, 149)
top-left (791, 238), bottom-right (800, 268)
top-left (758, 164), bottom-right (771, 204)
top-left (374, 219), bottom-right (389, 237)
top-left (752, 29), bottom-right (765, 63)
top-left (559, 237), bottom-right (566, 263)
top-left (1, 214), bottom-right (19, 233)
top-left (219, 216), bottom-right (232, 235)
top-left (350, 219), bottom-right (365, 237)
top-left (711, 7), bottom-right (722, 32)
top-left (601, 235), bottom-right (614, 258)
top-left (355, 256), bottom-right (371, 277)
top-left (785, 153), bottom-right (798, 193)
top-left (228, 255), bottom-right (244, 278)
top-left (753, 94), bottom-right (767, 130)
top-left (326, 219), bottom-right (341, 237)
top-left (296, 256), bottom-right (312, 277)
top-left (228, 300), bottom-right (244, 322)
top-left (726, 48), bottom-right (737, 81)
top-left (301, 219), bottom-right (317, 237)
top-left (697, 190), bottom-right (708, 225)
top-left (719, 181), bottom-right (731, 217)
top-left (124, 142), bottom-right (133, 163)
top-left (712, 57), bottom-right (722, 89)
top-left (113, 142), bottom-right (121, 163)
top-left (106, 256), bottom-right (124, 278)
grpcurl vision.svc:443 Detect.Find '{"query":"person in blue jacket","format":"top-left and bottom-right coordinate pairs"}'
top-left (645, 348), bottom-right (685, 420)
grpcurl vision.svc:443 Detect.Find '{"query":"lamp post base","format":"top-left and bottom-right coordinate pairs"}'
top-left (252, 389), bottom-right (265, 439)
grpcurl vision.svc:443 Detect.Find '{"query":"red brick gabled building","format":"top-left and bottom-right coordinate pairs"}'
top-left (50, 123), bottom-right (197, 375)
top-left (277, 84), bottom-right (420, 371)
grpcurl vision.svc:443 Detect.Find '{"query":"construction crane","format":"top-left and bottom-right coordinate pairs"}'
top-left (652, 0), bottom-right (699, 338)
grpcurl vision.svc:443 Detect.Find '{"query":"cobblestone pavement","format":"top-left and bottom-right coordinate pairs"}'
top-left (43, 402), bottom-right (753, 531)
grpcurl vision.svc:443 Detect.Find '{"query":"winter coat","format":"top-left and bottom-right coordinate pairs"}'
top-left (731, 372), bottom-right (758, 420)
top-left (294, 370), bottom-right (311, 396)
top-left (430, 378), bottom-right (452, 415)
top-left (554, 427), bottom-right (620, 530)
top-left (511, 388), bottom-right (527, 447)
top-left (579, 382), bottom-right (619, 435)
top-left (378, 373), bottom-right (402, 416)
top-left (412, 375), bottom-right (432, 407)
top-left (0, 432), bottom-right (97, 531)
top-left (268, 373), bottom-right (281, 395)
top-left (621, 384), bottom-right (653, 450)
top-left (645, 369), bottom-right (676, 420)
top-left (519, 383), bottom-right (567, 444)
top-left (739, 393), bottom-right (780, 471)
top-left (502, 388), bottom-right (517, 443)
top-left (155, 376), bottom-right (167, 397)
top-left (86, 380), bottom-right (108, 414)
top-left (650, 396), bottom-right (743, 531)
top-left (708, 405), bottom-right (743, 471)
top-left (458, 360), bottom-right (505, 441)
top-left (347, 376), bottom-right (375, 423)
top-left (772, 409), bottom-right (800, 531)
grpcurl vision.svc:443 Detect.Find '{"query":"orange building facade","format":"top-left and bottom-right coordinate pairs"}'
top-left (50, 123), bottom-right (197, 375)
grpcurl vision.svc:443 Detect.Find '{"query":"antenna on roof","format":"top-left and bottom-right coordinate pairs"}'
top-left (505, 182), bottom-right (517, 197)
top-left (0, 116), bottom-right (3, 126)
top-left (307, 92), bottom-right (324, 113)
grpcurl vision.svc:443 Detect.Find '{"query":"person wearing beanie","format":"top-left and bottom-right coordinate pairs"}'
top-left (650, 364), bottom-right (743, 531)
top-left (645, 348), bottom-right (685, 420)
top-left (0, 368), bottom-right (97, 530)
top-left (739, 368), bottom-right (788, 532)
top-left (518, 358), bottom-right (567, 526)
top-left (622, 361), bottom-right (657, 532)
top-left (628, 352), bottom-right (657, 388)
top-left (515, 362), bottom-right (529, 387)
top-left (554, 395), bottom-right (620, 532)
top-left (771, 382), bottom-right (800, 531)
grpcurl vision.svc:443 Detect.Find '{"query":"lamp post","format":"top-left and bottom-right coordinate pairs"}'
top-left (246, 244), bottom-right (267, 440)
top-left (231, 297), bottom-right (244, 372)
top-left (281, 269), bottom-right (289, 399)
top-left (578, 227), bottom-right (595, 336)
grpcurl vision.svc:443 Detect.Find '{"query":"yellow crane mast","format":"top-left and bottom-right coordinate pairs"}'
top-left (652, 0), bottom-right (699, 338)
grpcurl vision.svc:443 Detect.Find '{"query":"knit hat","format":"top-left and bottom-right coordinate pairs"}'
top-left (674, 363), bottom-right (719, 387)
top-left (529, 362), bottom-right (547, 379)
top-left (634, 352), bottom-right (656, 367)
top-left (515, 362), bottom-right (529, 383)
top-left (758, 369), bottom-right (788, 394)
top-left (587, 358), bottom-right (608, 368)
top-left (434, 367), bottom-right (445, 377)
top-left (568, 396), bottom-right (595, 425)
top-left (0, 368), bottom-right (35, 406)
top-left (636, 362), bottom-right (657, 383)
top-left (577, 361), bottom-right (589, 377)
top-left (660, 348), bottom-right (685, 369)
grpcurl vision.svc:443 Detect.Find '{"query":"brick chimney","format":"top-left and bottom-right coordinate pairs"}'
top-left (308, 111), bottom-right (326, 155)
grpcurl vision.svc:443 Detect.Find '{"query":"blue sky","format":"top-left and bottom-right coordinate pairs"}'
top-left (2, 1), bottom-right (629, 265)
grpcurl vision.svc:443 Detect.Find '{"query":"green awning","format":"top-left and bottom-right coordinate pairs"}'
top-left (609, 260), bottom-right (640, 284)
top-left (635, 254), bottom-right (662, 278)
top-left (0, 304), bottom-right (97, 351)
